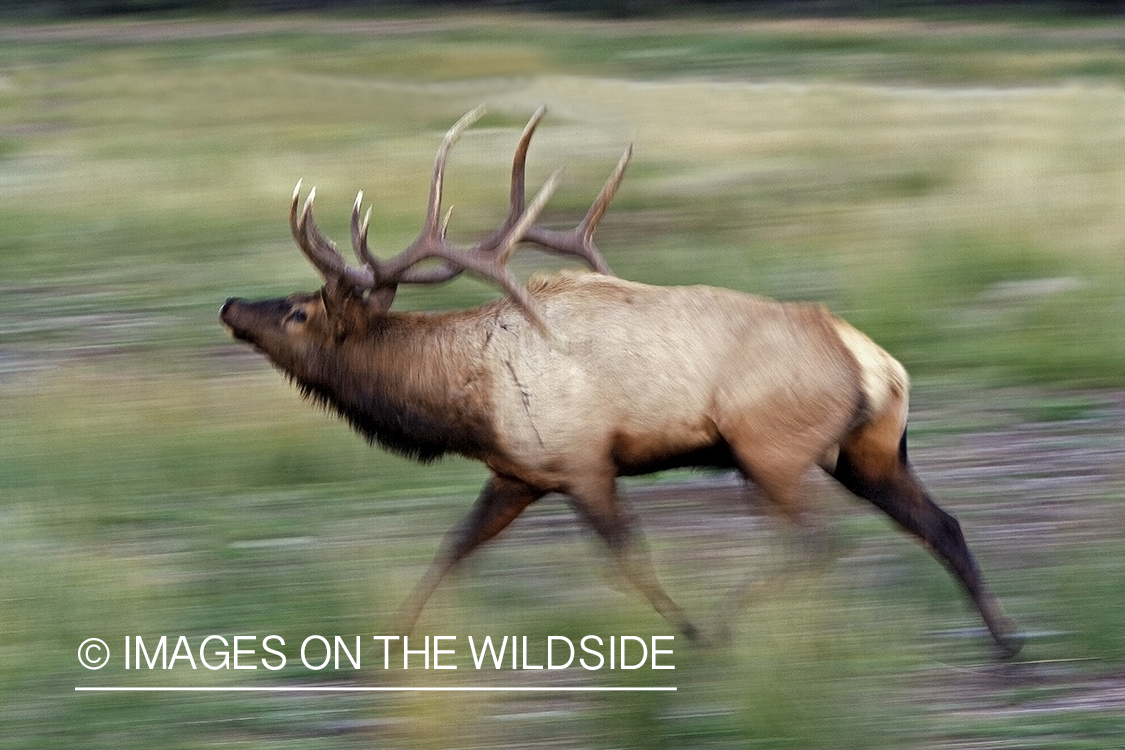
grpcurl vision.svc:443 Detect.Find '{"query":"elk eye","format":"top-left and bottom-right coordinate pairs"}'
top-left (288, 309), bottom-right (308, 324)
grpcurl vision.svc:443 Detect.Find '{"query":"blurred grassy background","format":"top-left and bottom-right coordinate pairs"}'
top-left (2, 11), bottom-right (1124, 749)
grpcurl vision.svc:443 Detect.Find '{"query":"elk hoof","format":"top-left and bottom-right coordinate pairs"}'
top-left (680, 621), bottom-right (704, 645)
top-left (995, 631), bottom-right (1025, 661)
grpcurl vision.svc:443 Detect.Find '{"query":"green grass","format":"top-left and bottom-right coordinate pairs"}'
top-left (2, 11), bottom-right (1124, 750)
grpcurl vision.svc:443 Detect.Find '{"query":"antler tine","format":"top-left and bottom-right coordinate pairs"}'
top-left (423, 104), bottom-right (487, 238)
top-left (580, 144), bottom-right (631, 246)
top-left (431, 170), bottom-right (562, 336)
top-left (469, 105), bottom-right (544, 257)
top-left (476, 106), bottom-right (625, 276)
top-left (289, 182), bottom-right (340, 275)
top-left (509, 105), bottom-right (547, 217)
top-left (520, 143), bottom-right (631, 275)
top-left (291, 182), bottom-right (375, 289)
top-left (350, 191), bottom-right (380, 270)
top-left (495, 169), bottom-right (561, 266)
top-left (349, 191), bottom-right (464, 287)
top-left (373, 105), bottom-right (488, 283)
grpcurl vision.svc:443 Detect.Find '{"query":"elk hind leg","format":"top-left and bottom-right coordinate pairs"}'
top-left (831, 418), bottom-right (1022, 658)
top-left (396, 473), bottom-right (542, 633)
top-left (712, 447), bottom-right (834, 643)
top-left (568, 475), bottom-right (700, 642)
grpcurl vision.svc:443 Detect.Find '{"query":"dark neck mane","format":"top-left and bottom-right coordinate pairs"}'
top-left (288, 314), bottom-right (497, 464)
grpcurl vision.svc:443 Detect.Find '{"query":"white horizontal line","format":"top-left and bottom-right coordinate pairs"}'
top-left (75, 686), bottom-right (676, 693)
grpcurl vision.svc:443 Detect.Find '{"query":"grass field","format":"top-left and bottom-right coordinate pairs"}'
top-left (2, 12), bottom-right (1124, 749)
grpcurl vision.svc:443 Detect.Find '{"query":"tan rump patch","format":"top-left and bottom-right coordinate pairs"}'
top-left (831, 318), bottom-right (909, 424)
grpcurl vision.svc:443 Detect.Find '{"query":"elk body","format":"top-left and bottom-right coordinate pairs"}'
top-left (220, 107), bottom-right (1022, 657)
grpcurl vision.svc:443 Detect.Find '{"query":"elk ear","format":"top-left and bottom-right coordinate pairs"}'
top-left (317, 285), bottom-right (351, 343)
top-left (366, 286), bottom-right (397, 312)
top-left (319, 282), bottom-right (374, 342)
top-left (320, 280), bottom-right (351, 318)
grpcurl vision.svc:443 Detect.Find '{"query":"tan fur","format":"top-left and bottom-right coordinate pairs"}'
top-left (831, 318), bottom-right (910, 432)
top-left (478, 272), bottom-right (867, 495)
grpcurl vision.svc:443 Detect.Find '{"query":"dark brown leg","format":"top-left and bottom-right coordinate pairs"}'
top-left (568, 476), bottom-right (700, 642)
top-left (832, 429), bottom-right (1022, 658)
top-left (709, 470), bottom-right (835, 643)
top-left (396, 473), bottom-right (543, 633)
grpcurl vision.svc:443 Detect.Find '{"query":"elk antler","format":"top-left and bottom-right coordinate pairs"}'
top-left (289, 105), bottom-right (631, 334)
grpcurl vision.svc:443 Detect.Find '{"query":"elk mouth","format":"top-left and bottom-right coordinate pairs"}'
top-left (219, 297), bottom-right (256, 343)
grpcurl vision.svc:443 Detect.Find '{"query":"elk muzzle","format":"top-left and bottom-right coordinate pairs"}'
top-left (219, 297), bottom-right (250, 341)
top-left (219, 296), bottom-right (290, 345)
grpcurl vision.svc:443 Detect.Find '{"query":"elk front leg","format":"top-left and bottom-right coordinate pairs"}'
top-left (567, 476), bottom-right (700, 642)
top-left (396, 473), bottom-right (543, 634)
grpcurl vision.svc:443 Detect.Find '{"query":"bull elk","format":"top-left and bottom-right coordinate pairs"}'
top-left (220, 106), bottom-right (1022, 657)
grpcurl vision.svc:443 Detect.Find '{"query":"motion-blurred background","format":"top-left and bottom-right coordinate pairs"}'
top-left (2, 2), bottom-right (1124, 748)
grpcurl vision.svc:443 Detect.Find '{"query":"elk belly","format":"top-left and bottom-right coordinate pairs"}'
top-left (609, 423), bottom-right (734, 475)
